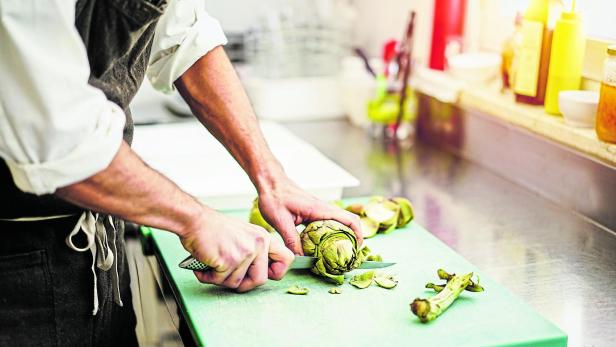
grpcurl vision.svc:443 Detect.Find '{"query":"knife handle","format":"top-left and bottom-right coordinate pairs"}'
top-left (179, 255), bottom-right (211, 272)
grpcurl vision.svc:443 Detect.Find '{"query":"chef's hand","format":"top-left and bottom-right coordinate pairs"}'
top-left (257, 177), bottom-right (363, 255)
top-left (180, 207), bottom-right (294, 292)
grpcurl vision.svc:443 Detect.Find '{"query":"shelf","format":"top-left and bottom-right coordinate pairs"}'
top-left (459, 88), bottom-right (616, 167)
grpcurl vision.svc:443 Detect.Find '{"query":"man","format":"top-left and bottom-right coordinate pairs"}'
top-left (0, 0), bottom-right (362, 345)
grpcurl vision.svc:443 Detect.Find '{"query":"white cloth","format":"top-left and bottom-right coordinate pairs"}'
top-left (0, 0), bottom-right (227, 195)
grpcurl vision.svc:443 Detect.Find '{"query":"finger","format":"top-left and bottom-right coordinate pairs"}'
top-left (192, 257), bottom-right (234, 286)
top-left (222, 251), bottom-right (257, 289)
top-left (269, 213), bottom-right (304, 255)
top-left (267, 236), bottom-right (294, 280)
top-left (304, 203), bottom-right (364, 245)
top-left (237, 243), bottom-right (269, 292)
top-left (193, 268), bottom-right (231, 286)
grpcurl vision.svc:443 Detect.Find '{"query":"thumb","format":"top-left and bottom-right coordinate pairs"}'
top-left (267, 235), bottom-right (294, 280)
top-left (270, 213), bottom-right (304, 255)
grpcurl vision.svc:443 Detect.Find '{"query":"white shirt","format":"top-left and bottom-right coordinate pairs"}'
top-left (0, 0), bottom-right (227, 195)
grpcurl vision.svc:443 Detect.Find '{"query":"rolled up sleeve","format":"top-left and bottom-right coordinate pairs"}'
top-left (147, 0), bottom-right (228, 93)
top-left (0, 0), bottom-right (126, 195)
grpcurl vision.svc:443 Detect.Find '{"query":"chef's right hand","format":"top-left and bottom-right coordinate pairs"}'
top-left (179, 207), bottom-right (294, 292)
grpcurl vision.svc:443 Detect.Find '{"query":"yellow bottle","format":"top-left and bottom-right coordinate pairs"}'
top-left (545, 0), bottom-right (586, 115)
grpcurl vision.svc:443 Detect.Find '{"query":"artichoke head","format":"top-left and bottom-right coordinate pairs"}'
top-left (300, 220), bottom-right (368, 284)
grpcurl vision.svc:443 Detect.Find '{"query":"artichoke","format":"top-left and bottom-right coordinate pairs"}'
top-left (343, 196), bottom-right (415, 237)
top-left (364, 197), bottom-right (400, 234)
top-left (300, 220), bottom-right (369, 285)
top-left (391, 197), bottom-right (414, 228)
top-left (248, 198), bottom-right (275, 233)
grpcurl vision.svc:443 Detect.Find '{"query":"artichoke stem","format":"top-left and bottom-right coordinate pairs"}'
top-left (411, 273), bottom-right (473, 323)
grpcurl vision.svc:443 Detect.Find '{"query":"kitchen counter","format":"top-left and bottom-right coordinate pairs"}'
top-left (285, 120), bottom-right (616, 347)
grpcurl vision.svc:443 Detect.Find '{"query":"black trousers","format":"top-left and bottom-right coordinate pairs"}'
top-left (0, 216), bottom-right (138, 346)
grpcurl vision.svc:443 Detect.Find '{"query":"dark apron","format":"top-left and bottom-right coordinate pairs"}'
top-left (0, 0), bottom-right (167, 345)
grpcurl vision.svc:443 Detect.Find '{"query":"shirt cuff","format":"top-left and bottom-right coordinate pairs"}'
top-left (5, 102), bottom-right (126, 195)
top-left (148, 5), bottom-right (228, 93)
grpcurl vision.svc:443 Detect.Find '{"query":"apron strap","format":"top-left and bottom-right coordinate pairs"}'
top-left (65, 211), bottom-right (123, 315)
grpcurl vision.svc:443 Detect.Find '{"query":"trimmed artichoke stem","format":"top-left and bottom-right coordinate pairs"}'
top-left (411, 273), bottom-right (473, 323)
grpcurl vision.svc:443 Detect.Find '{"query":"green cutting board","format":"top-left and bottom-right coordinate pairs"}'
top-left (144, 201), bottom-right (567, 347)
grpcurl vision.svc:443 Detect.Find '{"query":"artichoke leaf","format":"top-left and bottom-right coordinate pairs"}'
top-left (391, 197), bottom-right (414, 228)
top-left (366, 254), bottom-right (383, 262)
top-left (328, 287), bottom-right (342, 294)
top-left (374, 274), bottom-right (398, 289)
top-left (287, 285), bottom-right (309, 295)
top-left (350, 270), bottom-right (375, 289)
top-left (346, 204), bottom-right (366, 216)
top-left (360, 217), bottom-right (379, 239)
top-left (248, 198), bottom-right (275, 233)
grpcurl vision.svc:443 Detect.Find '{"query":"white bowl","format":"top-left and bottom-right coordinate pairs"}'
top-left (447, 53), bottom-right (501, 84)
top-left (558, 91), bottom-right (599, 128)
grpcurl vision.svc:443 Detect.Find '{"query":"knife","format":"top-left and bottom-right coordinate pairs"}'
top-left (179, 255), bottom-right (395, 272)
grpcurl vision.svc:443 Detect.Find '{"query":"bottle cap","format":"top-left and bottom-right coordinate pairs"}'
top-left (609, 45), bottom-right (616, 56)
top-left (561, 11), bottom-right (578, 21)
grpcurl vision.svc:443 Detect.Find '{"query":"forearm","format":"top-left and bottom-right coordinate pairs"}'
top-left (175, 46), bottom-right (284, 193)
top-left (56, 142), bottom-right (203, 236)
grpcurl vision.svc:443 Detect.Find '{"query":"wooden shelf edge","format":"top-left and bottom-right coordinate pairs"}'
top-left (458, 88), bottom-right (616, 167)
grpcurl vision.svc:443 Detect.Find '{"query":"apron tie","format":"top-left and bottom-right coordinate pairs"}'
top-left (65, 211), bottom-right (123, 315)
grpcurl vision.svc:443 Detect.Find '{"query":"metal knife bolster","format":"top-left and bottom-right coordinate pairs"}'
top-left (179, 255), bottom-right (395, 272)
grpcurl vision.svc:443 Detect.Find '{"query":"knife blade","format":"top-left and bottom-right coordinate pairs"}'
top-left (178, 255), bottom-right (395, 271)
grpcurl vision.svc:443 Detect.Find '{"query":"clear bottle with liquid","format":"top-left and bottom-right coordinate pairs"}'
top-left (596, 46), bottom-right (616, 143)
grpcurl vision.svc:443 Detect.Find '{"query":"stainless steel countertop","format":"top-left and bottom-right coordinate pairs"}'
top-left (285, 120), bottom-right (616, 347)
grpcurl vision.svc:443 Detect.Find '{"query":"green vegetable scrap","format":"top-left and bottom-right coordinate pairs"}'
top-left (300, 220), bottom-right (370, 285)
top-left (411, 270), bottom-right (484, 323)
top-left (341, 196), bottom-right (414, 239)
top-left (391, 197), bottom-right (414, 228)
top-left (248, 198), bottom-right (275, 233)
top-left (287, 285), bottom-right (309, 295)
top-left (427, 269), bottom-right (485, 293)
top-left (425, 283), bottom-right (445, 293)
top-left (374, 274), bottom-right (398, 289)
top-left (328, 288), bottom-right (342, 294)
top-left (366, 254), bottom-right (383, 262)
top-left (349, 271), bottom-right (375, 289)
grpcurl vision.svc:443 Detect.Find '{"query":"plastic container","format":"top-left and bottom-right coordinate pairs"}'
top-left (596, 46), bottom-right (616, 143)
top-left (545, 1), bottom-right (586, 115)
top-left (513, 0), bottom-right (552, 105)
top-left (559, 91), bottom-right (599, 128)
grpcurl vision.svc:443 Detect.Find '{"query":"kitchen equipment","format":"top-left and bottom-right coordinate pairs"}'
top-left (241, 0), bottom-right (352, 122)
top-left (339, 56), bottom-right (382, 128)
top-left (447, 52), bottom-right (501, 84)
top-left (394, 11), bottom-right (417, 138)
top-left (545, 0), bottom-right (586, 115)
top-left (559, 90), bottom-right (599, 128)
top-left (141, 198), bottom-right (567, 347)
top-left (178, 255), bottom-right (396, 272)
top-left (597, 45), bottom-right (616, 143)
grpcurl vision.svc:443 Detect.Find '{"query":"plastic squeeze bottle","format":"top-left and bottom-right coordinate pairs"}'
top-left (514, 0), bottom-right (552, 105)
top-left (544, 0), bottom-right (585, 115)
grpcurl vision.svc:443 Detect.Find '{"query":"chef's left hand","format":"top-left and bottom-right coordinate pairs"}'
top-left (257, 176), bottom-right (363, 255)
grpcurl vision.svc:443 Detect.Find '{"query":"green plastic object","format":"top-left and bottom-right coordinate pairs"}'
top-left (145, 200), bottom-right (567, 347)
top-left (367, 88), bottom-right (417, 125)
